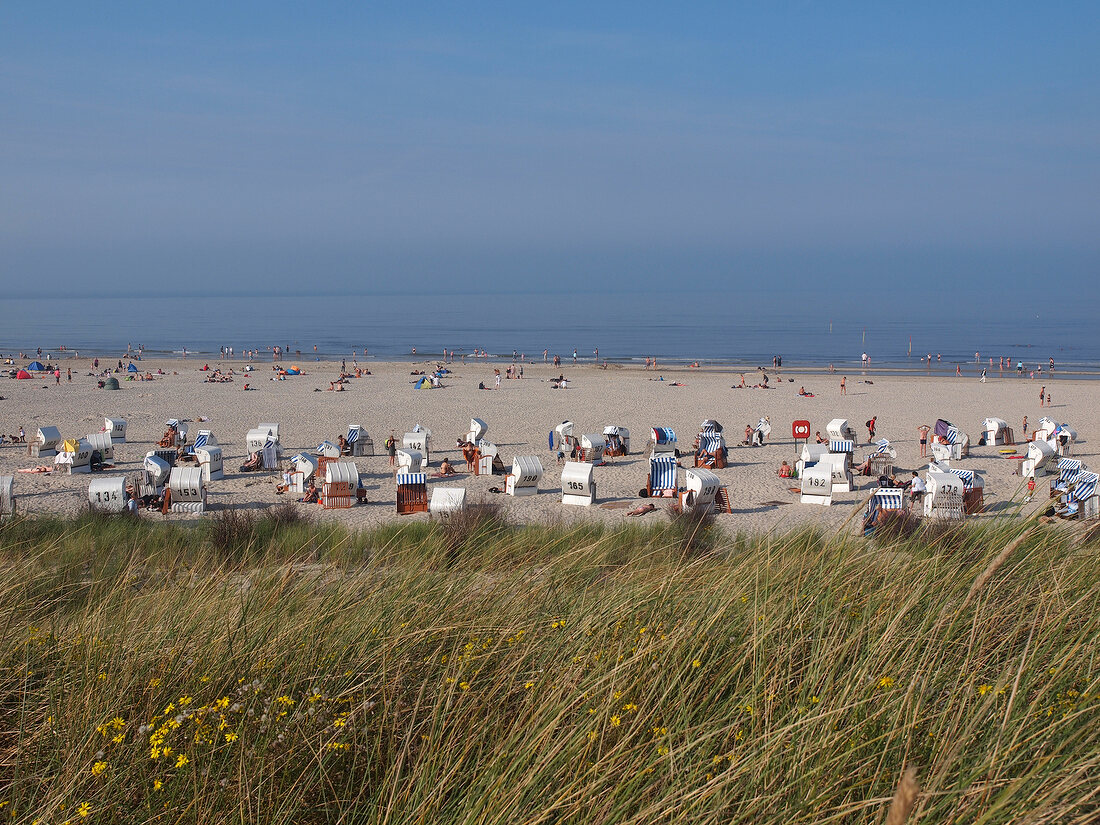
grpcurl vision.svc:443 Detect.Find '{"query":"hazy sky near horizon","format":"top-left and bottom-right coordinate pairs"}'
top-left (3, 2), bottom-right (1098, 306)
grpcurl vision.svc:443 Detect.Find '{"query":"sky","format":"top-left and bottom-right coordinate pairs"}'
top-left (2, 2), bottom-right (1098, 309)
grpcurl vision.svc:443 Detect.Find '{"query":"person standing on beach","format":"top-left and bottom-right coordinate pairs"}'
top-left (840, 376), bottom-right (846, 395)
top-left (1022, 415), bottom-right (1028, 437)
top-left (573, 349), bottom-right (577, 365)
top-left (494, 368), bottom-right (501, 389)
top-left (1039, 386), bottom-right (1046, 406)
top-left (980, 368), bottom-right (986, 383)
top-left (386, 433), bottom-right (397, 468)
top-left (917, 424), bottom-right (930, 457)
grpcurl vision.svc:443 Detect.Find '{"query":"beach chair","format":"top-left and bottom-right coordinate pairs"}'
top-left (0, 476), bottom-right (14, 519)
top-left (429, 487), bottom-right (466, 521)
top-left (316, 440), bottom-right (342, 459)
top-left (752, 418), bottom-right (772, 446)
top-left (945, 426), bottom-right (969, 459)
top-left (561, 461), bottom-right (596, 506)
top-left (103, 417), bottom-right (127, 443)
top-left (694, 431), bottom-right (727, 469)
top-left (800, 465), bottom-right (833, 506)
top-left (143, 453), bottom-right (172, 494)
top-left (1050, 459), bottom-right (1085, 498)
top-left (168, 466), bottom-right (206, 513)
top-left (796, 443), bottom-right (829, 477)
top-left (54, 439), bottom-right (92, 475)
top-left (473, 441), bottom-right (505, 476)
top-left (506, 456), bottom-right (544, 496)
top-left (467, 418), bottom-right (488, 444)
top-left (646, 455), bottom-right (679, 498)
top-left (289, 453), bottom-right (318, 493)
top-left (815, 452), bottom-right (854, 493)
top-left (554, 421), bottom-right (577, 452)
top-left (826, 419), bottom-right (857, 443)
top-left (246, 427), bottom-right (278, 455)
top-left (261, 438), bottom-right (279, 470)
top-left (31, 426), bottom-right (61, 458)
top-left (864, 439), bottom-right (896, 478)
top-left (396, 472), bottom-right (429, 514)
top-left (863, 488), bottom-right (908, 536)
top-left (1050, 424), bottom-right (1077, 457)
top-left (347, 425), bottom-right (373, 456)
top-left (929, 442), bottom-right (952, 464)
top-left (714, 486), bottom-right (733, 514)
top-left (1033, 417), bottom-right (1059, 443)
top-left (981, 418), bottom-right (1014, 447)
top-left (258, 422), bottom-right (280, 442)
top-left (1056, 472), bottom-right (1099, 520)
top-left (322, 461), bottom-right (359, 509)
top-left (602, 426), bottom-right (630, 457)
top-left (680, 468), bottom-right (720, 513)
top-left (947, 468), bottom-right (985, 514)
top-left (166, 419), bottom-right (189, 447)
top-left (651, 427), bottom-right (677, 455)
top-left (195, 446), bottom-right (224, 482)
top-left (1019, 439), bottom-right (1055, 478)
top-left (924, 472), bottom-right (964, 519)
top-left (396, 449), bottom-right (423, 475)
top-left (84, 431), bottom-right (114, 461)
top-left (402, 430), bottom-right (431, 467)
top-left (89, 476), bottom-right (128, 513)
top-left (578, 434), bottom-right (606, 463)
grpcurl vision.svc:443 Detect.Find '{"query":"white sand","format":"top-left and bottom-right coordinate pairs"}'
top-left (0, 359), bottom-right (1091, 533)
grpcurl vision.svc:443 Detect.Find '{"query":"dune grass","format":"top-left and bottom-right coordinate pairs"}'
top-left (0, 507), bottom-right (1097, 824)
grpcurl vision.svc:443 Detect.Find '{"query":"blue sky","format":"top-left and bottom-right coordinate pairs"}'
top-left (2, 2), bottom-right (1097, 307)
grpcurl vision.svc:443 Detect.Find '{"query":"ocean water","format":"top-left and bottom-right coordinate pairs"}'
top-left (2, 294), bottom-right (1097, 376)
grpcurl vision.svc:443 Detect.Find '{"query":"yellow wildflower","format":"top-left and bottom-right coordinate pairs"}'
top-left (610, 716), bottom-right (621, 727)
top-left (523, 681), bottom-right (535, 690)
top-left (459, 682), bottom-right (470, 691)
top-left (78, 802), bottom-right (91, 817)
top-left (978, 684), bottom-right (993, 696)
top-left (225, 732), bottom-right (238, 742)
top-left (91, 761), bottom-right (107, 776)
top-left (692, 659), bottom-right (702, 668)
top-left (878, 676), bottom-right (895, 690)
top-left (175, 753), bottom-right (189, 768)
top-left (153, 780), bottom-right (163, 791)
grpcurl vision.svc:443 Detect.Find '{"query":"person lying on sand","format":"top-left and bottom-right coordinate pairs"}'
top-left (626, 502), bottom-right (657, 516)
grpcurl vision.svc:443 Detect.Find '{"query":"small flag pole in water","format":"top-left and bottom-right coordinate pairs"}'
top-left (829, 320), bottom-right (832, 333)
top-left (862, 328), bottom-right (866, 345)
top-left (908, 336), bottom-right (912, 357)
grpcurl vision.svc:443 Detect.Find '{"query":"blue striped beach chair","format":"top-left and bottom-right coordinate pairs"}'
top-left (1058, 471), bottom-right (1098, 518)
top-left (647, 455), bottom-right (679, 498)
top-left (1050, 458), bottom-right (1085, 497)
top-left (396, 472), bottom-right (429, 514)
top-left (694, 432), bottom-right (727, 469)
top-left (864, 488), bottom-right (907, 536)
top-left (651, 427), bottom-right (677, 454)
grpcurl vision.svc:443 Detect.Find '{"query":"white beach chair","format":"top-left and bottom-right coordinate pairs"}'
top-left (800, 465), bottom-right (833, 506)
top-left (429, 487), bottom-right (467, 521)
top-left (924, 472), bottom-right (965, 519)
top-left (1019, 439), bottom-right (1055, 478)
top-left (561, 461), bottom-right (596, 506)
top-left (316, 440), bottom-right (342, 459)
top-left (467, 418), bottom-right (488, 444)
top-left (143, 453), bottom-right (172, 491)
top-left (796, 443), bottom-right (829, 477)
top-left (826, 419), bottom-right (857, 443)
top-left (681, 468), bottom-right (720, 513)
top-left (31, 426), bottom-right (61, 458)
top-left (815, 452), bottom-right (854, 493)
top-left (554, 421), bottom-right (576, 451)
top-left (402, 430), bottom-right (431, 467)
top-left (84, 431), bottom-right (114, 461)
top-left (54, 438), bottom-right (92, 475)
top-left (168, 466), bottom-right (206, 513)
top-left (506, 456), bottom-right (544, 496)
top-left (579, 434), bottom-right (606, 462)
top-left (981, 418), bottom-right (1013, 446)
top-left (396, 449), bottom-right (422, 475)
top-left (88, 476), bottom-right (128, 514)
top-left (195, 446), bottom-right (224, 482)
top-left (0, 476), bottom-right (14, 519)
top-left (347, 424), bottom-right (373, 456)
top-left (103, 417), bottom-right (127, 443)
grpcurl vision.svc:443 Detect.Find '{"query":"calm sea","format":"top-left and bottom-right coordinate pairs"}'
top-left (2, 294), bottom-right (1097, 376)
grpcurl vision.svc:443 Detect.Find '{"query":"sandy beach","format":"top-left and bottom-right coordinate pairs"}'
top-left (0, 359), bottom-right (1091, 532)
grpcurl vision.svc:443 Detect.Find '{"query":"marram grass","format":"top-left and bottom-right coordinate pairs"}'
top-left (0, 509), bottom-right (1097, 824)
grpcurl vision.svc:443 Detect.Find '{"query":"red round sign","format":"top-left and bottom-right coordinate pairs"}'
top-left (792, 420), bottom-right (811, 439)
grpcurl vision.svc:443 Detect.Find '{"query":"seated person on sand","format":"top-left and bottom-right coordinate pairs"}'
top-left (815, 431), bottom-right (827, 444)
top-left (778, 460), bottom-right (793, 478)
top-left (436, 457), bottom-right (457, 476)
top-left (239, 451), bottom-right (263, 472)
top-left (301, 479), bottom-right (319, 504)
top-left (338, 434), bottom-right (350, 455)
top-left (626, 502), bottom-right (657, 516)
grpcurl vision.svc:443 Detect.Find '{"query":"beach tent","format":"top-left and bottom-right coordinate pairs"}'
top-left (26, 361), bottom-right (46, 372)
top-left (88, 477), bottom-right (128, 514)
top-left (168, 466), bottom-right (206, 513)
top-left (285, 366), bottom-right (301, 375)
top-left (561, 461), bottom-right (596, 506)
top-left (413, 376), bottom-right (432, 389)
top-left (506, 456), bottom-right (544, 496)
top-left (127, 363), bottom-right (138, 372)
top-left (429, 487), bottom-right (467, 520)
top-left (15, 370), bottom-right (31, 380)
top-left (104, 377), bottom-right (119, 390)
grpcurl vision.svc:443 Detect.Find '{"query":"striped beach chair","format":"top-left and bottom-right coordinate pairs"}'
top-left (647, 455), bottom-right (679, 498)
top-left (651, 427), bottom-right (677, 454)
top-left (695, 432), bottom-right (727, 469)
top-left (261, 438), bottom-right (279, 470)
top-left (829, 439), bottom-right (854, 454)
top-left (1050, 458), bottom-right (1085, 497)
top-left (347, 425), bottom-right (373, 456)
top-left (948, 467), bottom-right (985, 514)
top-left (1058, 472), bottom-right (1099, 519)
top-left (863, 488), bottom-right (907, 536)
top-left (396, 472), bottom-right (429, 514)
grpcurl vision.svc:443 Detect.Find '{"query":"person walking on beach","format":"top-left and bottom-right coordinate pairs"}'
top-left (1039, 386), bottom-right (1046, 406)
top-left (543, 349), bottom-right (548, 363)
top-left (840, 376), bottom-right (846, 395)
top-left (866, 415), bottom-right (877, 443)
top-left (917, 424), bottom-right (930, 457)
top-left (980, 368), bottom-right (986, 383)
top-left (573, 349), bottom-right (578, 365)
top-left (494, 368), bottom-right (501, 389)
